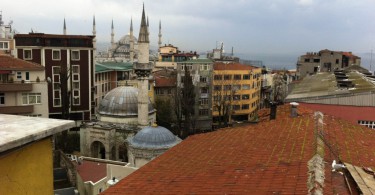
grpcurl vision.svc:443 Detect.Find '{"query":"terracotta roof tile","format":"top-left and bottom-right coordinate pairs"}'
top-left (76, 160), bottom-right (106, 183)
top-left (154, 76), bottom-right (176, 87)
top-left (0, 54), bottom-right (44, 70)
top-left (103, 104), bottom-right (375, 194)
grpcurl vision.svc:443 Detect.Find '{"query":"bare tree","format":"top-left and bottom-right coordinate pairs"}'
top-left (272, 73), bottom-right (287, 103)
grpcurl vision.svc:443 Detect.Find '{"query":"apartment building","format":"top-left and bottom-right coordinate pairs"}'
top-left (14, 33), bottom-right (95, 121)
top-left (177, 59), bottom-right (213, 132)
top-left (212, 62), bottom-right (262, 125)
top-left (297, 49), bottom-right (361, 78)
top-left (156, 44), bottom-right (199, 69)
top-left (0, 54), bottom-right (48, 117)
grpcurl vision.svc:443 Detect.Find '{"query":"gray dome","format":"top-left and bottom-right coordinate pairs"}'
top-left (129, 126), bottom-right (180, 149)
top-left (118, 35), bottom-right (137, 45)
top-left (98, 86), bottom-right (155, 117)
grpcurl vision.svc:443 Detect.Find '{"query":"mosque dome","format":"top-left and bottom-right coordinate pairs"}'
top-left (129, 125), bottom-right (181, 149)
top-left (118, 34), bottom-right (138, 45)
top-left (98, 86), bottom-right (155, 117)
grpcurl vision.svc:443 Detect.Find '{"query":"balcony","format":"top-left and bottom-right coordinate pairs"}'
top-left (0, 83), bottom-right (33, 92)
top-left (0, 105), bottom-right (33, 114)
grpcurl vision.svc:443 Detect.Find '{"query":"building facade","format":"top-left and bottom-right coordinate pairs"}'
top-left (0, 54), bottom-right (48, 117)
top-left (297, 49), bottom-right (361, 78)
top-left (14, 33), bottom-right (95, 122)
top-left (177, 59), bottom-right (213, 132)
top-left (155, 44), bottom-right (199, 69)
top-left (212, 62), bottom-right (262, 124)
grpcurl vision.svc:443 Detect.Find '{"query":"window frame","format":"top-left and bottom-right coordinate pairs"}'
top-left (52, 49), bottom-right (61, 60)
top-left (71, 50), bottom-right (80, 61)
top-left (24, 49), bottom-right (32, 60)
top-left (0, 41), bottom-right (9, 50)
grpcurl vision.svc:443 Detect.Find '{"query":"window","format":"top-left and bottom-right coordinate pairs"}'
top-left (24, 49), bottom-right (32, 60)
top-left (52, 66), bottom-right (61, 107)
top-left (181, 64), bottom-right (192, 70)
top-left (242, 104), bottom-right (249, 110)
top-left (22, 93), bottom-right (41, 105)
top-left (358, 120), bottom-right (375, 129)
top-left (73, 90), bottom-right (80, 105)
top-left (233, 85), bottom-right (241, 90)
top-left (243, 74), bottom-right (250, 80)
top-left (224, 75), bottom-right (232, 80)
top-left (25, 72), bottom-right (30, 81)
top-left (200, 87), bottom-right (208, 94)
top-left (155, 88), bottom-right (164, 95)
top-left (234, 74), bottom-right (241, 80)
top-left (242, 84), bottom-right (250, 90)
top-left (214, 85), bottom-right (222, 91)
top-left (232, 105), bottom-right (240, 110)
top-left (0, 41), bottom-right (9, 49)
top-left (304, 58), bottom-right (310, 62)
top-left (17, 72), bottom-right (22, 80)
top-left (200, 76), bottom-right (207, 83)
top-left (71, 50), bottom-right (80, 60)
top-left (313, 59), bottom-right (320, 63)
top-left (336, 59), bottom-right (339, 64)
top-left (199, 109), bottom-right (209, 116)
top-left (233, 95), bottom-right (241, 100)
top-left (214, 75), bottom-right (222, 80)
top-left (167, 89), bottom-right (172, 94)
top-left (52, 50), bottom-right (61, 60)
top-left (242, 94), bottom-right (249, 99)
top-left (200, 64), bottom-right (210, 71)
top-left (0, 93), bottom-right (4, 105)
top-left (199, 98), bottom-right (209, 105)
top-left (224, 85), bottom-right (231, 90)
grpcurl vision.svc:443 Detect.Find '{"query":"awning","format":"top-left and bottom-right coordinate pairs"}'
top-left (0, 70), bottom-right (11, 74)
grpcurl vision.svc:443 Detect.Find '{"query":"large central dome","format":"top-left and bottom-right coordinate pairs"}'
top-left (98, 86), bottom-right (155, 117)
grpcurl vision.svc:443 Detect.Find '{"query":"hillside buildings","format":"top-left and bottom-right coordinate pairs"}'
top-left (296, 49), bottom-right (361, 78)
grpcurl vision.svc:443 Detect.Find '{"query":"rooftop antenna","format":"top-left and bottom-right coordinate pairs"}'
top-left (0, 11), bottom-right (3, 25)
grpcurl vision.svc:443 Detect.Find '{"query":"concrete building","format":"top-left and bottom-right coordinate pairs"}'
top-left (155, 44), bottom-right (199, 69)
top-left (177, 59), bottom-right (214, 132)
top-left (212, 62), bottom-right (262, 124)
top-left (14, 33), bottom-right (95, 123)
top-left (0, 54), bottom-right (48, 117)
top-left (296, 49), bottom-right (361, 78)
top-left (0, 114), bottom-right (74, 195)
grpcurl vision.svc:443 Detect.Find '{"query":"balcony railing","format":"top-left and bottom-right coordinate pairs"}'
top-left (0, 82), bottom-right (33, 92)
top-left (0, 105), bottom-right (33, 114)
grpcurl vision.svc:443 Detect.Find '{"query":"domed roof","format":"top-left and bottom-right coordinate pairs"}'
top-left (118, 34), bottom-right (137, 45)
top-left (129, 125), bottom-right (181, 149)
top-left (98, 86), bottom-right (155, 117)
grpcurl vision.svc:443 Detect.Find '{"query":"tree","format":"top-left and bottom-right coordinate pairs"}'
top-left (212, 74), bottom-right (240, 128)
top-left (154, 97), bottom-right (173, 131)
top-left (174, 65), bottom-right (196, 138)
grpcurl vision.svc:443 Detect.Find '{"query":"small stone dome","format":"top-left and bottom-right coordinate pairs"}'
top-left (98, 86), bottom-right (155, 117)
top-left (129, 125), bottom-right (181, 149)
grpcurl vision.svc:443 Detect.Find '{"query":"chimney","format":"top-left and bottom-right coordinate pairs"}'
top-left (290, 102), bottom-right (299, 118)
top-left (270, 101), bottom-right (277, 120)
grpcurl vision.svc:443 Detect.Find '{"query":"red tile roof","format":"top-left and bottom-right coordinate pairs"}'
top-left (103, 105), bottom-right (375, 194)
top-left (214, 62), bottom-right (257, 71)
top-left (0, 54), bottom-right (44, 71)
top-left (77, 160), bottom-right (107, 183)
top-left (155, 76), bottom-right (176, 87)
top-left (299, 103), bottom-right (375, 125)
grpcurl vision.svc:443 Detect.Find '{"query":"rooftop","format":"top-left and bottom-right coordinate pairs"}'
top-left (76, 160), bottom-right (107, 183)
top-left (103, 105), bottom-right (375, 194)
top-left (95, 62), bottom-right (133, 73)
top-left (214, 62), bottom-right (258, 70)
top-left (0, 114), bottom-right (75, 153)
top-left (178, 58), bottom-right (213, 64)
top-left (0, 54), bottom-right (44, 71)
top-left (287, 72), bottom-right (375, 100)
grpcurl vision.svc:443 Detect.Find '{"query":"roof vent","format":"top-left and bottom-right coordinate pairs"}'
top-left (290, 102), bottom-right (299, 118)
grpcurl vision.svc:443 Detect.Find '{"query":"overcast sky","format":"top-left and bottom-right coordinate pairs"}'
top-left (2, 0), bottom-right (375, 68)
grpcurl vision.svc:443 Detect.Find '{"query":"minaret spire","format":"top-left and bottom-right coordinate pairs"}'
top-left (135, 3), bottom-right (153, 127)
top-left (147, 15), bottom-right (150, 37)
top-left (111, 19), bottom-right (115, 47)
top-left (130, 17), bottom-right (134, 62)
top-left (158, 20), bottom-right (162, 51)
top-left (63, 18), bottom-right (67, 35)
top-left (92, 15), bottom-right (96, 35)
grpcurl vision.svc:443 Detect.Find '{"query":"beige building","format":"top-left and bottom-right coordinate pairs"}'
top-left (0, 54), bottom-right (48, 117)
top-left (155, 44), bottom-right (199, 69)
top-left (297, 49), bottom-right (361, 78)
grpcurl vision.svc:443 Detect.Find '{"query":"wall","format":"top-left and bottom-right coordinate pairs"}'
top-left (0, 137), bottom-right (53, 195)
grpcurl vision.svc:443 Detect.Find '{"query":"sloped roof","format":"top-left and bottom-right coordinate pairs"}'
top-left (76, 160), bottom-right (106, 183)
top-left (214, 62), bottom-right (257, 70)
top-left (103, 105), bottom-right (375, 194)
top-left (0, 54), bottom-right (44, 71)
top-left (154, 76), bottom-right (176, 87)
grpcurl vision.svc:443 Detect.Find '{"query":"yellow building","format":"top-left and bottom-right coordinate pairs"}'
top-left (0, 114), bottom-right (74, 195)
top-left (212, 62), bottom-right (261, 125)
